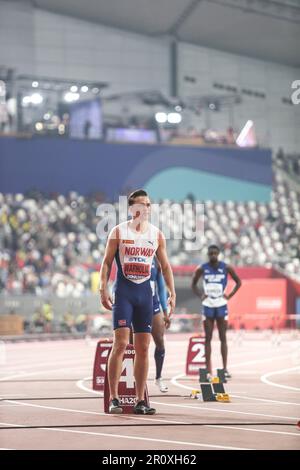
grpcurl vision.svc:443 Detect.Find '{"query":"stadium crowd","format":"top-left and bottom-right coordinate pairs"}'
top-left (0, 157), bottom-right (299, 297)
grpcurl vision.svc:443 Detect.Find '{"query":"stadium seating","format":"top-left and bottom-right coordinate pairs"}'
top-left (0, 163), bottom-right (299, 296)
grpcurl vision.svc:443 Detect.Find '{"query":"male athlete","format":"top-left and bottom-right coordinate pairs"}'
top-left (100, 189), bottom-right (176, 414)
top-left (151, 256), bottom-right (170, 392)
top-left (191, 245), bottom-right (241, 378)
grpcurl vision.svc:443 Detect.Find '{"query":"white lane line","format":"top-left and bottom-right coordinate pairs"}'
top-left (3, 340), bottom-right (298, 447)
top-left (76, 377), bottom-right (101, 395)
top-left (1, 399), bottom-right (186, 425)
top-left (150, 399), bottom-right (299, 421)
top-left (6, 394), bottom-right (298, 437)
top-left (76, 376), bottom-right (299, 434)
top-left (0, 360), bottom-right (183, 383)
top-left (0, 361), bottom-right (187, 429)
top-left (0, 351), bottom-right (176, 371)
top-left (0, 421), bottom-right (251, 450)
top-left (0, 358), bottom-right (92, 378)
top-left (0, 356), bottom-right (91, 369)
top-left (2, 400), bottom-right (105, 416)
top-left (0, 364), bottom-right (92, 383)
top-left (164, 354), bottom-right (300, 421)
top-left (0, 422), bottom-right (26, 427)
top-left (225, 353), bottom-right (296, 370)
top-left (0, 394), bottom-right (27, 397)
top-left (43, 427), bottom-right (253, 450)
top-left (74, 380), bottom-right (300, 439)
top-left (205, 424), bottom-right (300, 438)
top-left (2, 389), bottom-right (298, 442)
top-left (1, 400), bottom-right (298, 442)
top-left (0, 404), bottom-right (25, 408)
top-left (261, 366), bottom-right (300, 392)
top-left (231, 394), bottom-right (300, 406)
top-left (2, 342), bottom-right (293, 373)
top-left (171, 373), bottom-right (300, 407)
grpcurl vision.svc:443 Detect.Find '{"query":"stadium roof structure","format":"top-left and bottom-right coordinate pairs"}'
top-left (32, 0), bottom-right (300, 67)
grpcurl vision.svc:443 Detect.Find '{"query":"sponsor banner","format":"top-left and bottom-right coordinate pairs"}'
top-left (227, 279), bottom-right (287, 329)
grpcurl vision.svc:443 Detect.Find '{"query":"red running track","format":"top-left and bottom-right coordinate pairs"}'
top-left (0, 331), bottom-right (299, 450)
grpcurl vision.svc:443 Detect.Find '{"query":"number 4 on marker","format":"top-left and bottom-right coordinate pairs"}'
top-left (119, 357), bottom-right (135, 389)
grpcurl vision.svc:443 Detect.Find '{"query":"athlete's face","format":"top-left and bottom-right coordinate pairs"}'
top-left (208, 248), bottom-right (219, 263)
top-left (130, 196), bottom-right (151, 221)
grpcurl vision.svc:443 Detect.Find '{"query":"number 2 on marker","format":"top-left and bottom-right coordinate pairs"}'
top-left (191, 342), bottom-right (205, 363)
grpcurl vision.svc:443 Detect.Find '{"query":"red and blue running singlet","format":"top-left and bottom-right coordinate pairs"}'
top-left (115, 221), bottom-right (159, 284)
top-left (111, 221), bottom-right (160, 333)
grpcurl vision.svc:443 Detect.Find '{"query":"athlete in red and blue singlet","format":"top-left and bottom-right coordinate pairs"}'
top-left (100, 189), bottom-right (176, 415)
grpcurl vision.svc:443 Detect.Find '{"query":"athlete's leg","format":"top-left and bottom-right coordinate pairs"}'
top-left (151, 312), bottom-right (166, 380)
top-left (204, 316), bottom-right (215, 374)
top-left (216, 316), bottom-right (228, 370)
top-left (133, 332), bottom-right (151, 402)
top-left (109, 292), bottom-right (133, 401)
top-left (108, 327), bottom-right (130, 400)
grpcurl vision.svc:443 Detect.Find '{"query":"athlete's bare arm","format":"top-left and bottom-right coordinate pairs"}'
top-left (156, 232), bottom-right (176, 315)
top-left (99, 227), bottom-right (119, 311)
top-left (224, 265), bottom-right (242, 300)
top-left (191, 266), bottom-right (206, 300)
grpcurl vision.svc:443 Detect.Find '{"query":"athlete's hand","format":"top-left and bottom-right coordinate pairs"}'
top-left (201, 293), bottom-right (208, 301)
top-left (168, 292), bottom-right (176, 315)
top-left (163, 311), bottom-right (171, 329)
top-left (224, 294), bottom-right (231, 300)
top-left (100, 289), bottom-right (113, 311)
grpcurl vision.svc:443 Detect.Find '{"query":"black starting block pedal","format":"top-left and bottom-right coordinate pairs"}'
top-left (200, 382), bottom-right (230, 402)
top-left (212, 382), bottom-right (225, 394)
top-left (200, 384), bottom-right (217, 402)
top-left (217, 368), bottom-right (227, 383)
top-left (199, 368), bottom-right (210, 383)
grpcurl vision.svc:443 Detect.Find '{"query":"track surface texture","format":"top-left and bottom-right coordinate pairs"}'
top-left (0, 331), bottom-right (299, 450)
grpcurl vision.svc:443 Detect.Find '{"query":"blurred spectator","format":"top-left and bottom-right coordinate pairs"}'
top-left (32, 309), bottom-right (45, 332)
top-left (61, 311), bottom-right (75, 333)
top-left (42, 301), bottom-right (53, 333)
top-left (274, 149), bottom-right (300, 180)
top-left (83, 120), bottom-right (92, 138)
top-left (0, 102), bottom-right (9, 132)
top-left (75, 313), bottom-right (88, 333)
top-left (226, 127), bottom-right (235, 145)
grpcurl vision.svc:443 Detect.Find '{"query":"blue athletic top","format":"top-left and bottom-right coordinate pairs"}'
top-left (151, 259), bottom-right (168, 311)
top-left (201, 261), bottom-right (228, 307)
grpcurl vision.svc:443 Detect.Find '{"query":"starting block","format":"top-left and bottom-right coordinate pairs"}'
top-left (212, 382), bottom-right (225, 394)
top-left (200, 383), bottom-right (217, 402)
top-left (92, 338), bottom-right (113, 391)
top-left (104, 343), bottom-right (150, 413)
top-left (199, 368), bottom-right (228, 384)
top-left (189, 389), bottom-right (201, 400)
top-left (217, 368), bottom-right (227, 383)
top-left (199, 368), bottom-right (220, 384)
top-left (211, 377), bottom-right (220, 384)
top-left (199, 368), bottom-right (210, 383)
top-left (216, 393), bottom-right (230, 402)
top-left (200, 382), bottom-right (230, 402)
